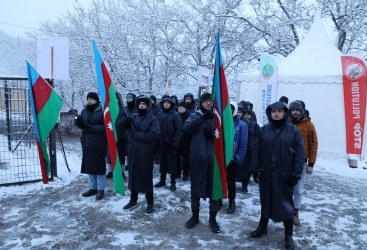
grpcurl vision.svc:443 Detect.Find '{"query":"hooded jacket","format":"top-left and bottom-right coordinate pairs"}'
top-left (116, 95), bottom-right (160, 193)
top-left (256, 101), bottom-right (304, 222)
top-left (157, 97), bottom-right (183, 174)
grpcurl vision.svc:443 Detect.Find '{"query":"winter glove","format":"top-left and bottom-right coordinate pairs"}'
top-left (252, 171), bottom-right (260, 183)
top-left (287, 175), bottom-right (299, 187)
top-left (126, 116), bottom-right (134, 124)
top-left (203, 110), bottom-right (213, 120)
top-left (203, 127), bottom-right (213, 140)
top-left (76, 115), bottom-right (84, 126)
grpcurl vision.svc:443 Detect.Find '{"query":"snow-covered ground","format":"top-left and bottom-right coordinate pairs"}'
top-left (0, 136), bottom-right (366, 249)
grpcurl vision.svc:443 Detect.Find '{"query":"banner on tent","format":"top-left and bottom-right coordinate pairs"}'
top-left (341, 56), bottom-right (367, 155)
top-left (259, 54), bottom-right (278, 126)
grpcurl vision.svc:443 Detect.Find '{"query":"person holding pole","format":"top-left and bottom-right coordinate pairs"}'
top-left (75, 92), bottom-right (107, 200)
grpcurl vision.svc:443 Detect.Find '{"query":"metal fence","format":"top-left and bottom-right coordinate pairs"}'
top-left (0, 76), bottom-right (44, 186)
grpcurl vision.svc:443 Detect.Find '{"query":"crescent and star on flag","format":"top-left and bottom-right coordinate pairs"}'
top-left (103, 107), bottom-right (114, 132)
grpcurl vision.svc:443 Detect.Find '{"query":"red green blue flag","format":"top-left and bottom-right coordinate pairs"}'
top-left (210, 34), bottom-right (235, 200)
top-left (26, 62), bottom-right (63, 184)
top-left (92, 41), bottom-right (125, 195)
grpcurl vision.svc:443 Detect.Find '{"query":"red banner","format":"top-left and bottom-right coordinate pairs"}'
top-left (341, 56), bottom-right (367, 154)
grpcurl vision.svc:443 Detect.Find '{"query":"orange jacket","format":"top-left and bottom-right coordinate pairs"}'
top-left (289, 117), bottom-right (318, 166)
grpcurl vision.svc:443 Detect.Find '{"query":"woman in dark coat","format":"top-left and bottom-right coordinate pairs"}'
top-left (154, 96), bottom-right (183, 192)
top-left (116, 95), bottom-right (160, 215)
top-left (183, 92), bottom-right (221, 234)
top-left (75, 92), bottom-right (107, 200)
top-left (250, 101), bottom-right (304, 249)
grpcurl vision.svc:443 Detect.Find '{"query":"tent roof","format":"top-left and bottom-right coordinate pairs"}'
top-left (238, 10), bottom-right (343, 84)
top-left (278, 10), bottom-right (343, 76)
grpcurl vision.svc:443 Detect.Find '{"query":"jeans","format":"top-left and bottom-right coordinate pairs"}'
top-left (89, 174), bottom-right (106, 190)
top-left (293, 162), bottom-right (307, 209)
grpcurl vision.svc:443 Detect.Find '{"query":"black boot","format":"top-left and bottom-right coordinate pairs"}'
top-left (249, 226), bottom-right (267, 238)
top-left (185, 210), bottom-right (199, 229)
top-left (82, 189), bottom-right (98, 197)
top-left (170, 183), bottom-right (176, 192)
top-left (145, 203), bottom-right (154, 215)
top-left (95, 190), bottom-right (104, 200)
top-left (209, 211), bottom-right (220, 233)
top-left (285, 236), bottom-right (295, 249)
top-left (106, 172), bottom-right (113, 179)
top-left (227, 199), bottom-right (236, 214)
top-left (154, 180), bottom-right (166, 187)
top-left (123, 200), bottom-right (138, 210)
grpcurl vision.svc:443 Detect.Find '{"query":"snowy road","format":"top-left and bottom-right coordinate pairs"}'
top-left (0, 137), bottom-right (366, 249)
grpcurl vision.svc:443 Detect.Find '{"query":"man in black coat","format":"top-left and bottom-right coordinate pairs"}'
top-left (150, 95), bottom-right (161, 117)
top-left (75, 92), bottom-right (107, 201)
top-left (176, 101), bottom-right (191, 181)
top-left (249, 101), bottom-right (304, 250)
top-left (154, 96), bottom-right (183, 192)
top-left (183, 92), bottom-right (221, 234)
top-left (117, 95), bottom-right (160, 215)
top-left (184, 93), bottom-right (196, 113)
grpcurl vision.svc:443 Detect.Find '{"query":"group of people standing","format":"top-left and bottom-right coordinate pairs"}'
top-left (75, 91), bottom-right (318, 250)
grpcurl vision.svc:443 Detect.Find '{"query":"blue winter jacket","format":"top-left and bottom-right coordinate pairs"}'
top-left (232, 116), bottom-right (248, 165)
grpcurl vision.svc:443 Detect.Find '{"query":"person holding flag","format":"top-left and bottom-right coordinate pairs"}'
top-left (183, 92), bottom-right (220, 233)
top-left (75, 92), bottom-right (108, 200)
top-left (117, 95), bottom-right (160, 215)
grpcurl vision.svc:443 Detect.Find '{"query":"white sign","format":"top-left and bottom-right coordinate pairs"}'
top-left (37, 37), bottom-right (69, 80)
top-left (198, 66), bottom-right (211, 87)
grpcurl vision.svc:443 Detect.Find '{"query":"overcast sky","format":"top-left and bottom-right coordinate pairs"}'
top-left (0, 0), bottom-right (334, 39)
top-left (0, 0), bottom-right (92, 36)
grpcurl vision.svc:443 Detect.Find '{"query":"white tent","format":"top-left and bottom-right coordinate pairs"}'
top-left (237, 11), bottom-right (360, 160)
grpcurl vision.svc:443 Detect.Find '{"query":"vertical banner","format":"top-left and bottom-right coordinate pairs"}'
top-left (341, 56), bottom-right (367, 155)
top-left (259, 54), bottom-right (278, 126)
top-left (163, 74), bottom-right (174, 95)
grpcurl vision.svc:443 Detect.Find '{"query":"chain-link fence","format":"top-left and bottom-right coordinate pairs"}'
top-left (0, 76), bottom-right (44, 186)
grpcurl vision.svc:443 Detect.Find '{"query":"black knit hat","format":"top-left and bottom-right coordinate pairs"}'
top-left (137, 95), bottom-right (150, 106)
top-left (149, 95), bottom-right (157, 102)
top-left (237, 104), bottom-right (245, 113)
top-left (200, 92), bottom-right (211, 103)
top-left (87, 92), bottom-right (99, 102)
top-left (178, 101), bottom-right (187, 109)
top-left (279, 96), bottom-right (288, 104)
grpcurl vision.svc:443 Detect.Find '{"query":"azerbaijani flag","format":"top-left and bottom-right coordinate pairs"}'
top-left (26, 62), bottom-right (63, 184)
top-left (210, 34), bottom-right (235, 200)
top-left (92, 41), bottom-right (125, 195)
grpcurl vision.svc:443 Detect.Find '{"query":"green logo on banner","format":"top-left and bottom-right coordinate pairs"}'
top-left (262, 63), bottom-right (274, 80)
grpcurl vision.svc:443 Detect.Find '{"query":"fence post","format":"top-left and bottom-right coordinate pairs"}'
top-left (4, 80), bottom-right (12, 151)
